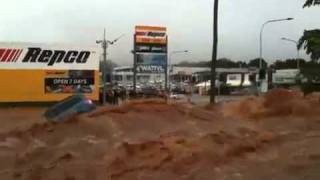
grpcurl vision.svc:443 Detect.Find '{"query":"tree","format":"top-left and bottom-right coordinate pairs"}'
top-left (272, 59), bottom-right (307, 69)
top-left (296, 0), bottom-right (320, 95)
top-left (176, 61), bottom-right (210, 67)
top-left (299, 65), bottom-right (320, 95)
top-left (298, 1), bottom-right (320, 61)
top-left (216, 58), bottom-right (237, 68)
top-left (248, 58), bottom-right (267, 69)
top-left (298, 30), bottom-right (320, 61)
top-left (99, 60), bottom-right (118, 72)
top-left (236, 61), bottom-right (248, 68)
top-left (176, 59), bottom-right (247, 68)
top-left (210, 0), bottom-right (219, 104)
top-left (299, 61), bottom-right (320, 82)
top-left (303, 0), bottom-right (320, 8)
top-left (99, 60), bottom-right (118, 82)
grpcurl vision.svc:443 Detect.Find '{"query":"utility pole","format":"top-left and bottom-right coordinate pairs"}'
top-left (133, 34), bottom-right (137, 94)
top-left (97, 29), bottom-right (124, 105)
top-left (165, 36), bottom-right (169, 91)
top-left (210, 0), bottom-right (219, 104)
top-left (101, 29), bottom-right (107, 105)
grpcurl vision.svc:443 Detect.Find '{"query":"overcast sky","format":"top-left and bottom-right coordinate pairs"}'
top-left (0, 0), bottom-right (319, 65)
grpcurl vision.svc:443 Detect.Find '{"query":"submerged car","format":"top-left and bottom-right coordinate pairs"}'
top-left (44, 95), bottom-right (96, 122)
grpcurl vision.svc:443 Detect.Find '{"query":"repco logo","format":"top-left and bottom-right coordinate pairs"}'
top-left (22, 48), bottom-right (91, 66)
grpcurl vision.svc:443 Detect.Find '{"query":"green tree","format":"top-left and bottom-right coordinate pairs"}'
top-left (216, 58), bottom-right (237, 68)
top-left (298, 1), bottom-right (320, 61)
top-left (298, 30), bottom-right (320, 61)
top-left (99, 60), bottom-right (118, 72)
top-left (248, 58), bottom-right (267, 69)
top-left (176, 61), bottom-right (210, 67)
top-left (176, 59), bottom-right (247, 68)
top-left (297, 0), bottom-right (320, 95)
top-left (99, 60), bottom-right (118, 82)
top-left (272, 59), bottom-right (306, 69)
top-left (236, 61), bottom-right (248, 68)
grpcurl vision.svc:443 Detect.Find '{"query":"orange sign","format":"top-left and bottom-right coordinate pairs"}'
top-left (135, 25), bottom-right (167, 45)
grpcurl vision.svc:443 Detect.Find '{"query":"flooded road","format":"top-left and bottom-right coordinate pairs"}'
top-left (0, 89), bottom-right (320, 180)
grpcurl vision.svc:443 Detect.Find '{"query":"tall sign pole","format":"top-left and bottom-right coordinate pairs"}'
top-left (133, 34), bottom-right (137, 94)
top-left (134, 25), bottom-right (167, 92)
top-left (102, 29), bottom-right (107, 105)
top-left (210, 0), bottom-right (219, 104)
top-left (165, 36), bottom-right (168, 91)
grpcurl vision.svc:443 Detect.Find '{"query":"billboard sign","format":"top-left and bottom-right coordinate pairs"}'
top-left (135, 26), bottom-right (167, 45)
top-left (136, 65), bottom-right (165, 73)
top-left (136, 53), bottom-right (166, 65)
top-left (134, 25), bottom-right (167, 74)
top-left (0, 42), bottom-right (100, 102)
top-left (44, 70), bottom-right (95, 94)
top-left (136, 53), bottom-right (166, 73)
top-left (136, 44), bottom-right (166, 53)
top-left (0, 43), bottom-right (99, 70)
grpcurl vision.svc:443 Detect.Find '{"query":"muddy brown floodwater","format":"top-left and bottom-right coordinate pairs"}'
top-left (0, 89), bottom-right (320, 180)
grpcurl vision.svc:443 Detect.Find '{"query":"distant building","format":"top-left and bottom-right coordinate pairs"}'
top-left (191, 67), bottom-right (258, 83)
top-left (113, 66), bottom-right (258, 87)
top-left (272, 69), bottom-right (300, 86)
top-left (170, 67), bottom-right (210, 83)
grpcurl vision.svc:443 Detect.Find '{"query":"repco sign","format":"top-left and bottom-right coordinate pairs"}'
top-left (22, 47), bottom-right (91, 66)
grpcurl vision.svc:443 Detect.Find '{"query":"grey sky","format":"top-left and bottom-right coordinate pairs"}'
top-left (0, 0), bottom-right (319, 65)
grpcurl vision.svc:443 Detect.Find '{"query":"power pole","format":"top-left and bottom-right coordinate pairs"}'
top-left (102, 29), bottom-right (107, 105)
top-left (165, 36), bottom-right (168, 91)
top-left (210, 0), bottom-right (219, 104)
top-left (133, 34), bottom-right (137, 94)
top-left (97, 30), bottom-right (125, 105)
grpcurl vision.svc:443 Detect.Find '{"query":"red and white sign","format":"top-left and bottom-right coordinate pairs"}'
top-left (0, 42), bottom-right (100, 70)
top-left (135, 26), bottom-right (167, 44)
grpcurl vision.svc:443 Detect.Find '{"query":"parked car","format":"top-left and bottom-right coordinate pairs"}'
top-left (169, 93), bottom-right (185, 99)
top-left (141, 86), bottom-right (160, 97)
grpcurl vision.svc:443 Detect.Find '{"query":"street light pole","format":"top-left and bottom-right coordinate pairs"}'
top-left (259, 18), bottom-right (294, 69)
top-left (168, 50), bottom-right (189, 90)
top-left (97, 29), bottom-right (125, 105)
top-left (281, 37), bottom-right (300, 69)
